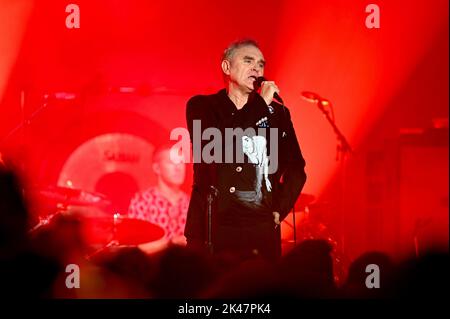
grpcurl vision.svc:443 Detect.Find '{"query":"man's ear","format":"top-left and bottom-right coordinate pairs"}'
top-left (152, 162), bottom-right (160, 175)
top-left (221, 60), bottom-right (231, 75)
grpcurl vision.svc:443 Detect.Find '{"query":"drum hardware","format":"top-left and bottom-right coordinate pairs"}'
top-left (83, 213), bottom-right (165, 260)
top-left (27, 185), bottom-right (112, 208)
top-left (288, 193), bottom-right (316, 245)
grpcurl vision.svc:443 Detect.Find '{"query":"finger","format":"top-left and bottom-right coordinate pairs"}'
top-left (264, 83), bottom-right (279, 92)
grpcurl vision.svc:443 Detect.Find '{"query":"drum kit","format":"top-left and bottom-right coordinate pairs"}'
top-left (28, 187), bottom-right (339, 253)
top-left (26, 185), bottom-right (166, 258)
top-left (281, 193), bottom-right (325, 243)
top-left (24, 184), bottom-right (349, 281)
top-left (0, 89), bottom-right (170, 260)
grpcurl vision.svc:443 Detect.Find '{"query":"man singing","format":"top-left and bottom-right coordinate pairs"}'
top-left (185, 39), bottom-right (307, 261)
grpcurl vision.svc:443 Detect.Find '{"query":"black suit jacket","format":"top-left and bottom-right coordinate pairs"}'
top-left (184, 89), bottom-right (307, 243)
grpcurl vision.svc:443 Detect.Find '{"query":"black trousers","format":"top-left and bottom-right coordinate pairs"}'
top-left (212, 219), bottom-right (281, 262)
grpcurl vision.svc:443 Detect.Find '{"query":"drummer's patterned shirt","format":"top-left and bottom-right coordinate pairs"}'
top-left (127, 187), bottom-right (189, 240)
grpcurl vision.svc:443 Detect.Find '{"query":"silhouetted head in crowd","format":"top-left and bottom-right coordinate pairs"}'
top-left (201, 256), bottom-right (277, 299)
top-left (393, 252), bottom-right (449, 298)
top-left (29, 212), bottom-right (88, 263)
top-left (0, 169), bottom-right (63, 297)
top-left (277, 239), bottom-right (337, 298)
top-left (90, 246), bottom-right (156, 297)
top-left (0, 170), bottom-right (29, 257)
top-left (341, 251), bottom-right (395, 298)
top-left (149, 245), bottom-right (217, 298)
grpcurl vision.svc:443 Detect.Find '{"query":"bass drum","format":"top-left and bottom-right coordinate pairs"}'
top-left (57, 132), bottom-right (155, 215)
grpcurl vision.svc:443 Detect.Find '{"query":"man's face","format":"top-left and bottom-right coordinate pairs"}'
top-left (223, 45), bottom-right (265, 93)
top-left (153, 149), bottom-right (186, 187)
top-left (242, 136), bottom-right (255, 154)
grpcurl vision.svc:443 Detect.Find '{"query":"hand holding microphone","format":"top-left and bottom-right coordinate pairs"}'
top-left (254, 76), bottom-right (284, 105)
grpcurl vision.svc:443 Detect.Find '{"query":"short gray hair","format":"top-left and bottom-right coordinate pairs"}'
top-left (222, 38), bottom-right (260, 61)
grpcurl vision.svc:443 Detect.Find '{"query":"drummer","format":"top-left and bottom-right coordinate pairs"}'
top-left (128, 143), bottom-right (189, 246)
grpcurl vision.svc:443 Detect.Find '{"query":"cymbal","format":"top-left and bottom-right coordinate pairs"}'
top-left (28, 186), bottom-right (112, 208)
top-left (81, 216), bottom-right (166, 247)
top-left (294, 193), bottom-right (316, 210)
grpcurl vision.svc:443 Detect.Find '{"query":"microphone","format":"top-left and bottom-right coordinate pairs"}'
top-left (301, 91), bottom-right (320, 103)
top-left (301, 91), bottom-right (329, 105)
top-left (255, 77), bottom-right (284, 104)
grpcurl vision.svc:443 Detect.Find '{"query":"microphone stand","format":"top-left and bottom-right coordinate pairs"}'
top-left (0, 92), bottom-right (50, 166)
top-left (206, 186), bottom-right (218, 254)
top-left (314, 99), bottom-right (352, 255)
top-left (315, 100), bottom-right (352, 157)
top-left (292, 206), bottom-right (296, 244)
